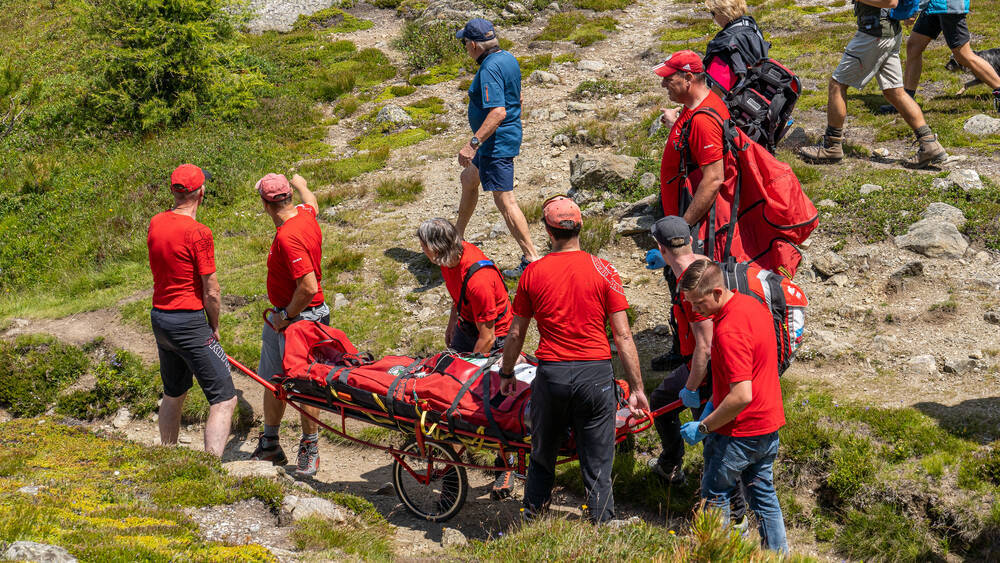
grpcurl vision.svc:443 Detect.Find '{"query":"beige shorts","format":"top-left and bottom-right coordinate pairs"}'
top-left (832, 31), bottom-right (904, 91)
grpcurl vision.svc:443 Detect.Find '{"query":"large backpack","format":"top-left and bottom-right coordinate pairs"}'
top-left (720, 261), bottom-right (807, 375)
top-left (724, 59), bottom-right (801, 154)
top-left (677, 106), bottom-right (818, 278)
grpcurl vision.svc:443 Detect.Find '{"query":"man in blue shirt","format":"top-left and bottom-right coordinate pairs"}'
top-left (456, 18), bottom-right (540, 278)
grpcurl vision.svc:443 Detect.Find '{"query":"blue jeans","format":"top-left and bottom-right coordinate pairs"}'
top-left (702, 432), bottom-right (788, 553)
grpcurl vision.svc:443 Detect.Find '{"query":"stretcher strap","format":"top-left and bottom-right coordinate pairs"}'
top-left (444, 356), bottom-right (500, 437)
top-left (480, 363), bottom-right (511, 448)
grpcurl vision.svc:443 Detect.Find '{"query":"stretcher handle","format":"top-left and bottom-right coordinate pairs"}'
top-left (262, 308), bottom-right (278, 331)
top-left (227, 354), bottom-right (279, 394)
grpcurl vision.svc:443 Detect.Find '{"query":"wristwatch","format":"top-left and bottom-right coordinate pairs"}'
top-left (697, 422), bottom-right (709, 434)
top-left (279, 308), bottom-right (290, 321)
top-left (469, 136), bottom-right (480, 149)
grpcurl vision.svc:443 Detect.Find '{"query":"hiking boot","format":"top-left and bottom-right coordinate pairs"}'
top-left (295, 438), bottom-right (320, 477)
top-left (647, 458), bottom-right (685, 485)
top-left (993, 88), bottom-right (1000, 113)
top-left (491, 470), bottom-right (515, 500)
top-left (875, 103), bottom-right (898, 115)
top-left (250, 434), bottom-right (287, 465)
top-left (651, 350), bottom-right (686, 372)
top-left (910, 135), bottom-right (947, 168)
top-left (733, 514), bottom-right (752, 538)
top-left (798, 135), bottom-right (844, 163)
top-left (502, 256), bottom-right (531, 279)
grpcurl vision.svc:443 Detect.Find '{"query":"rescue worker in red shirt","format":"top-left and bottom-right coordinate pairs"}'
top-left (656, 49), bottom-right (749, 264)
top-left (499, 196), bottom-right (649, 523)
top-left (250, 173), bottom-right (329, 477)
top-left (679, 259), bottom-right (788, 553)
top-left (147, 164), bottom-right (236, 458)
top-left (416, 217), bottom-right (512, 354)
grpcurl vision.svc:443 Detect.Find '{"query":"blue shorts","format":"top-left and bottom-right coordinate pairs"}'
top-left (472, 153), bottom-right (514, 192)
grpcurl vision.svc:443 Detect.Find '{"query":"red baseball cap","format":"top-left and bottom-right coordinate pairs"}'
top-left (255, 173), bottom-right (292, 202)
top-left (542, 195), bottom-right (582, 229)
top-left (170, 164), bottom-right (208, 193)
top-left (653, 50), bottom-right (704, 78)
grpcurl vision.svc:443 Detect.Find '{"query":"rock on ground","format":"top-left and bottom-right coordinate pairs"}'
top-left (528, 70), bottom-right (560, 85)
top-left (4, 541), bottom-right (77, 563)
top-left (811, 250), bottom-right (847, 277)
top-left (441, 527), bottom-right (468, 548)
top-left (615, 214), bottom-right (655, 235)
top-left (223, 460), bottom-right (284, 479)
top-left (933, 169), bottom-right (983, 191)
top-left (375, 105), bottom-right (413, 128)
top-left (282, 495), bottom-right (348, 523)
top-left (894, 218), bottom-right (968, 259)
top-left (576, 59), bottom-right (608, 72)
top-left (921, 202), bottom-right (966, 228)
top-left (963, 113), bottom-right (1000, 136)
top-left (907, 355), bottom-right (938, 377)
top-left (417, 0), bottom-right (492, 26)
top-left (569, 153), bottom-right (638, 191)
top-left (859, 183), bottom-right (882, 194)
top-left (245, 0), bottom-right (331, 33)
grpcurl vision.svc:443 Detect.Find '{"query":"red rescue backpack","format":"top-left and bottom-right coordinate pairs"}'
top-left (720, 261), bottom-right (808, 374)
top-left (677, 106), bottom-right (818, 278)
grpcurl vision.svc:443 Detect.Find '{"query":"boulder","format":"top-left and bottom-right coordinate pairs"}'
top-left (4, 541), bottom-right (77, 563)
top-left (943, 357), bottom-right (978, 374)
top-left (441, 527), bottom-right (469, 548)
top-left (936, 169), bottom-right (984, 191)
top-left (858, 183), bottom-right (882, 195)
top-left (417, 0), bottom-right (491, 26)
top-left (551, 134), bottom-right (570, 147)
top-left (894, 219), bottom-right (968, 258)
top-left (811, 250), bottom-right (847, 277)
top-left (906, 355), bottom-right (938, 377)
top-left (985, 311), bottom-right (1000, 326)
top-left (375, 105), bottom-right (412, 128)
top-left (921, 202), bottom-right (966, 228)
top-left (809, 330), bottom-right (849, 358)
top-left (615, 213), bottom-right (656, 235)
top-left (528, 70), bottom-right (560, 85)
top-left (569, 153), bottom-right (638, 190)
top-left (963, 113), bottom-right (1000, 136)
top-left (506, 1), bottom-right (528, 14)
top-left (282, 495), bottom-right (348, 523)
top-left (614, 193), bottom-right (659, 219)
top-left (549, 110), bottom-right (568, 121)
top-left (223, 460), bottom-right (283, 479)
top-left (577, 59), bottom-right (608, 72)
top-left (639, 172), bottom-right (658, 192)
top-left (568, 187), bottom-right (596, 205)
top-left (648, 118), bottom-right (662, 138)
top-left (111, 407), bottom-right (131, 429)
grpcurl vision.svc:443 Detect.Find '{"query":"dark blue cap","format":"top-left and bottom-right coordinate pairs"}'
top-left (456, 18), bottom-right (496, 42)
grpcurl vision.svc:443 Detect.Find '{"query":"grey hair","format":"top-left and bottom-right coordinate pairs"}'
top-left (477, 37), bottom-right (500, 51)
top-left (416, 218), bottom-right (464, 265)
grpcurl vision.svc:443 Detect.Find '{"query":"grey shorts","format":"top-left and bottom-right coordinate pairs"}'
top-left (832, 31), bottom-right (904, 90)
top-left (258, 303), bottom-right (331, 379)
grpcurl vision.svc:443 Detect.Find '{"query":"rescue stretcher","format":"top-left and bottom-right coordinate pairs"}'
top-left (227, 319), bottom-right (684, 522)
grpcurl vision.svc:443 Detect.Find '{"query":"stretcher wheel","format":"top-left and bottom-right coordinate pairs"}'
top-left (392, 438), bottom-right (468, 522)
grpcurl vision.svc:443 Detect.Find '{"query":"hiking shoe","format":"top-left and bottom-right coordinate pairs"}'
top-left (875, 103), bottom-right (898, 115)
top-left (491, 470), bottom-right (515, 500)
top-left (250, 434), bottom-right (287, 465)
top-left (733, 514), bottom-right (751, 538)
top-left (910, 135), bottom-right (947, 168)
top-left (647, 458), bottom-right (685, 485)
top-left (295, 438), bottom-right (320, 477)
top-left (798, 135), bottom-right (844, 163)
top-left (993, 88), bottom-right (1000, 113)
top-left (651, 350), bottom-right (686, 372)
top-left (502, 256), bottom-right (531, 279)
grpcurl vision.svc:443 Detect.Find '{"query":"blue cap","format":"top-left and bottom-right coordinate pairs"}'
top-left (456, 18), bottom-right (496, 42)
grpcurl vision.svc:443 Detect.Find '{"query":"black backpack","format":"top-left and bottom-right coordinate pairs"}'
top-left (724, 59), bottom-right (801, 154)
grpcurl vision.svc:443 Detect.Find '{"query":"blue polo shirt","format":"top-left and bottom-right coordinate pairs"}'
top-left (468, 50), bottom-right (522, 158)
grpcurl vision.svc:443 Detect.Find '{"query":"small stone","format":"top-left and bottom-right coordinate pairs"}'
top-left (816, 199), bottom-right (838, 208)
top-left (416, 307), bottom-right (434, 321)
top-left (873, 147), bottom-right (890, 157)
top-left (506, 1), bottom-right (528, 14)
top-left (921, 202), bottom-right (966, 228)
top-left (605, 516), bottom-right (642, 529)
top-left (811, 250), bottom-right (847, 277)
top-left (653, 324), bottom-right (670, 336)
top-left (287, 496), bottom-right (348, 523)
top-left (549, 110), bottom-right (568, 121)
top-left (859, 183), bottom-right (882, 194)
top-left (810, 330), bottom-right (849, 358)
top-left (614, 214), bottom-right (656, 235)
top-left (963, 113), bottom-right (1000, 136)
top-left (4, 541), bottom-right (77, 563)
top-left (943, 169), bottom-right (984, 191)
top-left (17, 485), bottom-right (43, 495)
top-left (375, 482), bottom-right (395, 495)
top-left (639, 172), bottom-right (658, 191)
top-left (528, 70), bottom-right (560, 85)
top-left (375, 104), bottom-right (412, 128)
top-left (975, 251), bottom-right (991, 263)
top-left (943, 357), bottom-right (977, 374)
top-left (418, 292), bottom-right (441, 307)
top-left (827, 273), bottom-right (849, 287)
top-left (567, 101), bottom-right (596, 112)
top-left (873, 334), bottom-right (897, 352)
top-left (984, 311), bottom-right (1000, 326)
top-left (111, 407), bottom-right (131, 429)
top-left (178, 436), bottom-right (192, 444)
top-left (441, 527), bottom-right (468, 548)
top-left (907, 355), bottom-right (938, 377)
top-left (648, 118), bottom-right (662, 138)
top-left (334, 293), bottom-right (349, 310)
top-left (970, 350), bottom-right (984, 360)
top-left (577, 59), bottom-right (608, 72)
top-left (489, 219), bottom-right (510, 238)
top-left (223, 460), bottom-right (282, 479)
top-left (552, 134), bottom-right (570, 147)
top-left (891, 260), bottom-right (924, 279)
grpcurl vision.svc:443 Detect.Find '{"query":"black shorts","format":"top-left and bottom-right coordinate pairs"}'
top-left (450, 319), bottom-right (506, 354)
top-left (151, 308), bottom-right (236, 404)
top-left (912, 11), bottom-right (970, 49)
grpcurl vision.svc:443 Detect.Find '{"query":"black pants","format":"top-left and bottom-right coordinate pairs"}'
top-left (649, 363), bottom-right (747, 520)
top-left (524, 360), bottom-right (617, 523)
top-left (450, 319), bottom-right (506, 354)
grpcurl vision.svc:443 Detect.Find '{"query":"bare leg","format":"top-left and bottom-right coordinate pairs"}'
top-left (953, 43), bottom-right (1000, 89)
top-left (904, 32), bottom-right (932, 92)
top-left (159, 393), bottom-right (186, 446)
top-left (300, 406), bottom-right (320, 435)
top-left (262, 389), bottom-right (286, 426)
top-left (827, 78), bottom-right (849, 129)
top-left (493, 190), bottom-right (540, 261)
top-left (883, 87), bottom-right (927, 130)
top-left (456, 165), bottom-right (481, 240)
top-left (204, 396), bottom-right (237, 457)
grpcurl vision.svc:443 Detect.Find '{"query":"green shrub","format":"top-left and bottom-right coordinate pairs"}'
top-left (351, 128), bottom-right (430, 151)
top-left (375, 176), bottom-right (424, 204)
top-left (518, 53), bottom-right (553, 78)
top-left (536, 12), bottom-right (618, 46)
top-left (292, 516), bottom-right (393, 560)
top-left (84, 0), bottom-right (265, 131)
top-left (0, 58), bottom-right (41, 142)
top-left (57, 348), bottom-right (160, 420)
top-left (395, 20), bottom-right (464, 70)
top-left (0, 335), bottom-right (89, 417)
top-left (573, 0), bottom-right (633, 9)
top-left (326, 243), bottom-right (365, 274)
top-left (292, 7), bottom-right (373, 32)
top-left (573, 78), bottom-right (644, 99)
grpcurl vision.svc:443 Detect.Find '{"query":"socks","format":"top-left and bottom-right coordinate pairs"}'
top-left (824, 126), bottom-right (843, 139)
top-left (905, 88), bottom-right (916, 98)
top-left (914, 125), bottom-right (933, 140)
top-left (262, 424), bottom-right (280, 440)
top-left (301, 432), bottom-right (319, 444)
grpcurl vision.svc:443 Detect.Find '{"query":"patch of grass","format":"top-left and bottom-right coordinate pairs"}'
top-left (580, 216), bottom-right (614, 254)
top-left (554, 53), bottom-right (580, 63)
top-left (536, 12), bottom-right (618, 46)
top-left (403, 96), bottom-right (447, 122)
top-left (520, 199), bottom-right (544, 224)
top-left (315, 183), bottom-right (367, 207)
top-left (298, 147), bottom-right (391, 185)
top-left (659, 16), bottom-right (714, 45)
top-left (572, 78), bottom-right (644, 99)
top-left (351, 128), bottom-right (431, 151)
top-left (292, 516), bottom-right (393, 560)
top-left (834, 504), bottom-right (936, 561)
top-left (0, 335), bottom-right (89, 417)
top-left (333, 95), bottom-right (359, 118)
top-left (292, 7), bottom-right (373, 32)
top-left (573, 0), bottom-right (633, 9)
top-left (519, 53), bottom-right (553, 78)
top-left (556, 118), bottom-right (616, 145)
top-left (375, 177), bottom-right (424, 204)
top-left (57, 347), bottom-right (161, 420)
top-left (326, 243), bottom-right (365, 274)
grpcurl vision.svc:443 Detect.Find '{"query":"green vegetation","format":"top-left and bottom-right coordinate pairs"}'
top-left (395, 20), bottom-right (467, 85)
top-left (56, 347), bottom-right (161, 420)
top-left (573, 78), bottom-right (645, 99)
top-left (375, 177), bottom-right (425, 204)
top-left (298, 147), bottom-right (391, 186)
top-left (292, 517), bottom-right (394, 560)
top-left (326, 242), bottom-right (366, 274)
top-left (291, 7), bottom-right (373, 32)
top-left (573, 0), bottom-right (633, 10)
top-left (0, 335), bottom-right (89, 417)
top-left (659, 16), bottom-right (715, 46)
top-left (519, 53), bottom-right (553, 78)
top-left (535, 12), bottom-right (618, 46)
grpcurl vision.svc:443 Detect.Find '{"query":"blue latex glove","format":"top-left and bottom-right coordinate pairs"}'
top-left (645, 249), bottom-right (666, 270)
top-left (679, 387), bottom-right (700, 409)
top-left (699, 401), bottom-right (714, 421)
top-left (680, 421), bottom-right (708, 445)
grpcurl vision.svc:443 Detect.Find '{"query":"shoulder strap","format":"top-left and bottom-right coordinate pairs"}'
top-left (457, 259), bottom-right (503, 320)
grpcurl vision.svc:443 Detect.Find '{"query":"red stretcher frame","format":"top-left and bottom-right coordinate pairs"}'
top-left (228, 354), bottom-right (685, 507)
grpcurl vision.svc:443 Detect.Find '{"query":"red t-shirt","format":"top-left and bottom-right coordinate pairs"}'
top-left (673, 264), bottom-right (710, 359)
top-left (512, 251), bottom-right (629, 361)
top-left (659, 92), bottom-right (745, 262)
top-left (267, 204), bottom-right (325, 308)
top-left (440, 242), bottom-right (512, 337)
top-left (148, 211), bottom-right (216, 311)
top-left (710, 292), bottom-right (785, 437)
